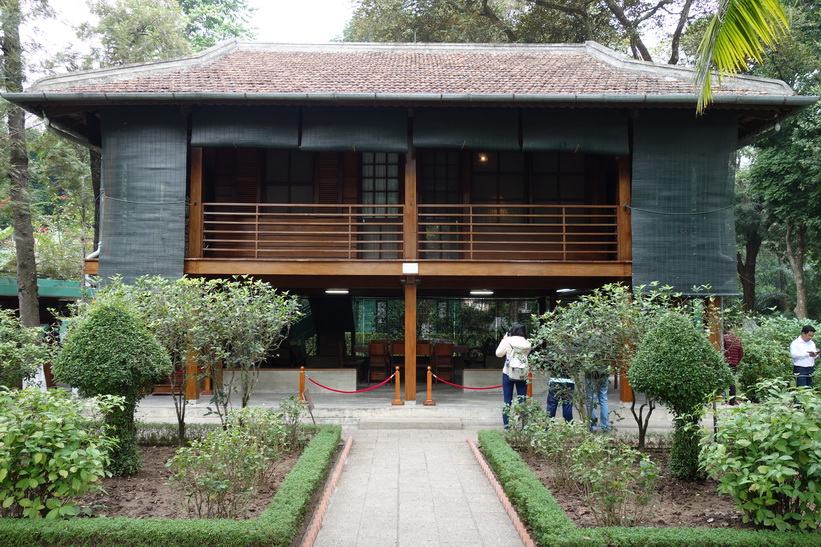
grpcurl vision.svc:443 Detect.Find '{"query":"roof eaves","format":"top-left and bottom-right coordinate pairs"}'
top-left (4, 91), bottom-right (817, 108)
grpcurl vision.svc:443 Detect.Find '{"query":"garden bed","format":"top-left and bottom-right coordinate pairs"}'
top-left (77, 446), bottom-right (301, 519)
top-left (520, 447), bottom-right (749, 529)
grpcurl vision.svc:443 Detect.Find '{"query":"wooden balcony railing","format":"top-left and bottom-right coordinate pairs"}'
top-left (202, 203), bottom-right (404, 260)
top-left (418, 204), bottom-right (619, 261)
top-left (199, 203), bottom-right (619, 262)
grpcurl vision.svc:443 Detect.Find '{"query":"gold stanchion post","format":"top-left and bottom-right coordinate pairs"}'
top-left (299, 366), bottom-right (305, 401)
top-left (392, 366), bottom-right (404, 405)
top-left (423, 366), bottom-right (436, 406)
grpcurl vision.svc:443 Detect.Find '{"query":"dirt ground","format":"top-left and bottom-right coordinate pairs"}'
top-left (520, 447), bottom-right (751, 529)
top-left (79, 443), bottom-right (748, 531)
top-left (77, 446), bottom-right (299, 519)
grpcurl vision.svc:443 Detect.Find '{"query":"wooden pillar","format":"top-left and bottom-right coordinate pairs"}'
top-left (403, 145), bottom-right (419, 402)
top-left (404, 276), bottom-right (418, 402)
top-left (188, 147), bottom-right (204, 258)
top-left (404, 149), bottom-right (418, 260)
top-left (616, 156), bottom-right (632, 262)
top-left (185, 350), bottom-right (199, 401)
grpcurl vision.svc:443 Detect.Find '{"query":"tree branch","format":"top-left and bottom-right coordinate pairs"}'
top-left (602, 0), bottom-right (653, 61)
top-left (667, 0), bottom-right (694, 65)
top-left (479, 0), bottom-right (517, 42)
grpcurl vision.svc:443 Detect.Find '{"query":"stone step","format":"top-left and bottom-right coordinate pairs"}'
top-left (358, 417), bottom-right (463, 430)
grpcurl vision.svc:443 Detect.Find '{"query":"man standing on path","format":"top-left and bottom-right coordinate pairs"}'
top-left (790, 325), bottom-right (818, 388)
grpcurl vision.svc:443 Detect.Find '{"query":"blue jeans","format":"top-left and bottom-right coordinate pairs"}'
top-left (502, 373), bottom-right (528, 428)
top-left (585, 375), bottom-right (609, 431)
top-left (795, 366), bottom-right (814, 388)
top-left (547, 381), bottom-right (574, 422)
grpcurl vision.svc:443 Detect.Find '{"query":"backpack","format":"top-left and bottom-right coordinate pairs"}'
top-left (507, 348), bottom-right (529, 380)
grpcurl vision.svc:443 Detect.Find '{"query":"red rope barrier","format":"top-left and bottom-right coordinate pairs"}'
top-left (432, 374), bottom-right (503, 390)
top-left (308, 374), bottom-right (395, 394)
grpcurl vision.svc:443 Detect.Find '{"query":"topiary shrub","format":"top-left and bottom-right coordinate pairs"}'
top-left (52, 301), bottom-right (172, 475)
top-left (629, 310), bottom-right (732, 480)
top-left (0, 309), bottom-right (51, 388)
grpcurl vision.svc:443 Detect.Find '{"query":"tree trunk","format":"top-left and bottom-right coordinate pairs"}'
top-left (785, 222), bottom-right (808, 319)
top-left (736, 230), bottom-right (762, 312)
top-left (2, 0), bottom-right (40, 328)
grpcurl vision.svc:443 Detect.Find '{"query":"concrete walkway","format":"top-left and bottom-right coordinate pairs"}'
top-left (311, 427), bottom-right (526, 547)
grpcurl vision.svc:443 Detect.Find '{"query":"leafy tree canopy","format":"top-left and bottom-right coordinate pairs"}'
top-left (78, 0), bottom-right (193, 67)
top-left (344, 0), bottom-right (714, 64)
top-left (178, 0), bottom-right (256, 51)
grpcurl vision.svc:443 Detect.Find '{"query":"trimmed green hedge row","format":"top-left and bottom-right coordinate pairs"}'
top-left (0, 425), bottom-right (342, 546)
top-left (476, 430), bottom-right (821, 547)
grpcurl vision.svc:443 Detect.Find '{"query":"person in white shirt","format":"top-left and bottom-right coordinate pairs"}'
top-left (789, 325), bottom-right (818, 388)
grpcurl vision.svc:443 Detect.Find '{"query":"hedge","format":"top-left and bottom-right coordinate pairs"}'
top-left (476, 430), bottom-right (821, 546)
top-left (0, 425), bottom-right (342, 546)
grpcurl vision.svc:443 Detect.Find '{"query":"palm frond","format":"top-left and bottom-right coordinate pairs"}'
top-left (694, 0), bottom-right (789, 113)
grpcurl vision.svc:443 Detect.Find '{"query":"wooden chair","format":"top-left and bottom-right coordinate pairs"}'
top-left (433, 342), bottom-right (455, 382)
top-left (416, 341), bottom-right (432, 378)
top-left (367, 341), bottom-right (390, 383)
top-left (390, 340), bottom-right (405, 369)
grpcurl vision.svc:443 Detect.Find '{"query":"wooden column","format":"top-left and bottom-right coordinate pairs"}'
top-left (188, 147), bottom-right (204, 258)
top-left (185, 350), bottom-right (199, 401)
top-left (403, 147), bottom-right (419, 402)
top-left (404, 149), bottom-right (418, 260)
top-left (404, 276), bottom-right (418, 402)
top-left (617, 156), bottom-right (633, 402)
top-left (617, 156), bottom-right (632, 262)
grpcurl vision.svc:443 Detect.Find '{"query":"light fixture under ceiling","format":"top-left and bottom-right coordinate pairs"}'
top-left (325, 289), bottom-right (350, 295)
top-left (469, 289), bottom-right (494, 296)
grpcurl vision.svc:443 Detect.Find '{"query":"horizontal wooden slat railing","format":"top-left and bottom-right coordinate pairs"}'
top-left (418, 204), bottom-right (619, 261)
top-left (198, 202), bottom-right (619, 262)
top-left (201, 203), bottom-right (404, 260)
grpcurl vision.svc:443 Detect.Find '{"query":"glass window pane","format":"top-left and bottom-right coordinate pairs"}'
top-left (291, 152), bottom-right (314, 182)
top-left (499, 152), bottom-right (524, 172)
top-left (532, 152), bottom-right (558, 172)
top-left (532, 175), bottom-right (558, 202)
top-left (560, 176), bottom-right (585, 201)
top-left (472, 175), bottom-right (496, 201)
top-left (292, 185), bottom-right (313, 203)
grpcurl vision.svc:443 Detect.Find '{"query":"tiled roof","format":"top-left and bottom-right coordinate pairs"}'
top-left (29, 41), bottom-right (794, 98)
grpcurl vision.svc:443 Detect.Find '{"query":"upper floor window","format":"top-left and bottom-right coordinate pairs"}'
top-left (361, 152), bottom-right (401, 205)
top-left (264, 150), bottom-right (314, 204)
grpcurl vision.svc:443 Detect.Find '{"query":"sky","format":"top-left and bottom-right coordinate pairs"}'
top-left (41, 0), bottom-right (355, 43)
top-left (25, 0), bottom-right (356, 81)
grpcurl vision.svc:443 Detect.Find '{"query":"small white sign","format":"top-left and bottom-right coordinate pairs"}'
top-left (402, 262), bottom-right (419, 275)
